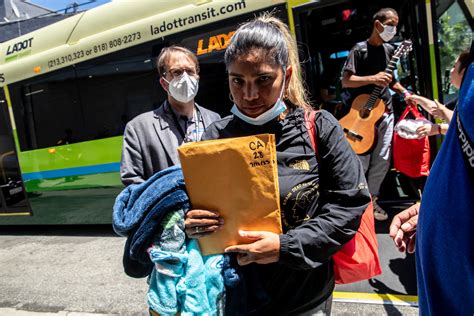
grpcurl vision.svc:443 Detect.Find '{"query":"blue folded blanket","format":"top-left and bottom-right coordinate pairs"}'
top-left (113, 166), bottom-right (190, 265)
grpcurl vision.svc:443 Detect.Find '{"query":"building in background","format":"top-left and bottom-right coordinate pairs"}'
top-left (0, 0), bottom-right (78, 42)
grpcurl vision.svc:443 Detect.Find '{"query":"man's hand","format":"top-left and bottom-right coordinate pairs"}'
top-left (389, 203), bottom-right (419, 253)
top-left (185, 209), bottom-right (224, 238)
top-left (372, 71), bottom-right (393, 87)
top-left (225, 230), bottom-right (280, 265)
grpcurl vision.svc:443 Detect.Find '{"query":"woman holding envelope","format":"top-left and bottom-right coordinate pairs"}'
top-left (184, 13), bottom-right (371, 315)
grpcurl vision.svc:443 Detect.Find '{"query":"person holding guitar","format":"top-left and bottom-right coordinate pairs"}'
top-left (341, 8), bottom-right (411, 221)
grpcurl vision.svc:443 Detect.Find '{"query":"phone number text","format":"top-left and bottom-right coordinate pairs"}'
top-left (47, 32), bottom-right (142, 69)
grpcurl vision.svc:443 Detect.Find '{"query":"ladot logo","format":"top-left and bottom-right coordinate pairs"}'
top-left (6, 37), bottom-right (34, 56)
top-left (196, 31), bottom-right (235, 56)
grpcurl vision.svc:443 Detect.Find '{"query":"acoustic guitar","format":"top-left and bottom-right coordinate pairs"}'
top-left (339, 40), bottom-right (412, 155)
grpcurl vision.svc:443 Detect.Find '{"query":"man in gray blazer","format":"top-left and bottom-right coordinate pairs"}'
top-left (120, 46), bottom-right (221, 186)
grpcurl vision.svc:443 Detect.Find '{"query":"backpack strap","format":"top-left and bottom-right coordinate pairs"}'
top-left (304, 110), bottom-right (319, 158)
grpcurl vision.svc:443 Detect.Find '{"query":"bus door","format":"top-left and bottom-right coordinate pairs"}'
top-left (291, 3), bottom-right (420, 301)
top-left (292, 0), bottom-right (421, 206)
top-left (291, 0), bottom-right (356, 117)
top-left (0, 88), bottom-right (31, 215)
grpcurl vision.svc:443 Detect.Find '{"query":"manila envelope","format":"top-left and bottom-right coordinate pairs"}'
top-left (178, 134), bottom-right (282, 256)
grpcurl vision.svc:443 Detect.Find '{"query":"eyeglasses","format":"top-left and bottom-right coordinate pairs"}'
top-left (164, 67), bottom-right (198, 78)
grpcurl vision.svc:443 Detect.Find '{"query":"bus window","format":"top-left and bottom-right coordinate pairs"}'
top-left (9, 48), bottom-right (163, 150)
top-left (75, 45), bottom-right (163, 140)
top-left (10, 67), bottom-right (82, 151)
top-left (0, 89), bottom-right (31, 215)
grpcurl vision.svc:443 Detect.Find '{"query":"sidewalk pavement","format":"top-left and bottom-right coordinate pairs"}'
top-left (0, 302), bottom-right (419, 316)
top-left (0, 229), bottom-right (419, 316)
top-left (0, 309), bottom-right (113, 316)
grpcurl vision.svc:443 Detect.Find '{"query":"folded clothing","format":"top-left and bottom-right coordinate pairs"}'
top-left (148, 239), bottom-right (225, 316)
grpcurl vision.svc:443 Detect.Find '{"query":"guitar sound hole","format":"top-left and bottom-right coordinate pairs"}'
top-left (359, 109), bottom-right (370, 119)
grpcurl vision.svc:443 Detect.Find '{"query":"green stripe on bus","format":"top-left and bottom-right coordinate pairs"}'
top-left (429, 44), bottom-right (439, 100)
top-left (425, 0), bottom-right (439, 100)
top-left (18, 136), bottom-right (123, 173)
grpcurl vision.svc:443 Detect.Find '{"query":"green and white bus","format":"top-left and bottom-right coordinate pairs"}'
top-left (0, 0), bottom-right (472, 224)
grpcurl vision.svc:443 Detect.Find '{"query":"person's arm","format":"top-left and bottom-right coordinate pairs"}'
top-left (390, 81), bottom-right (407, 96)
top-left (341, 46), bottom-right (393, 89)
top-left (405, 94), bottom-right (436, 113)
top-left (405, 95), bottom-right (453, 123)
top-left (278, 111), bottom-right (371, 269)
top-left (415, 122), bottom-right (450, 138)
top-left (120, 123), bottom-right (145, 186)
top-left (342, 70), bottom-right (393, 89)
top-left (439, 123), bottom-right (449, 135)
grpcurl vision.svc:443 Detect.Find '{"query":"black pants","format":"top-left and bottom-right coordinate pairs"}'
top-left (297, 294), bottom-right (333, 316)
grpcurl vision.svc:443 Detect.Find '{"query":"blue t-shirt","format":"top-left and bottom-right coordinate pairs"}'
top-left (416, 63), bottom-right (474, 315)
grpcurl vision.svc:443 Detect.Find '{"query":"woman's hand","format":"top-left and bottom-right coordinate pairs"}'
top-left (431, 99), bottom-right (453, 122)
top-left (225, 230), bottom-right (280, 265)
top-left (405, 94), bottom-right (436, 114)
top-left (416, 123), bottom-right (438, 138)
top-left (405, 94), bottom-right (437, 115)
top-left (185, 209), bottom-right (223, 238)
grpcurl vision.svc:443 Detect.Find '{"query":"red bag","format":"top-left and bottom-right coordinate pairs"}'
top-left (393, 105), bottom-right (430, 178)
top-left (305, 111), bottom-right (382, 284)
top-left (332, 201), bottom-right (382, 284)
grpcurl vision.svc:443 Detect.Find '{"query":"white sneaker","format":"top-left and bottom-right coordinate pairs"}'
top-left (373, 198), bottom-right (388, 221)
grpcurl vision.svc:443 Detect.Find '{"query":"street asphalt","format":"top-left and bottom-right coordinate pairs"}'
top-left (0, 225), bottom-right (419, 315)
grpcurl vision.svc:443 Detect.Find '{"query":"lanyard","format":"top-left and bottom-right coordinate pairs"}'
top-left (455, 110), bottom-right (474, 179)
top-left (168, 103), bottom-right (202, 142)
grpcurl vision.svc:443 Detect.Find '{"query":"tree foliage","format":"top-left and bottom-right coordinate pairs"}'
top-left (438, 14), bottom-right (471, 72)
top-left (437, 13), bottom-right (471, 93)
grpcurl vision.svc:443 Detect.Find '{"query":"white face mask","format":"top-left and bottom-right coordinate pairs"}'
top-left (378, 24), bottom-right (397, 42)
top-left (231, 72), bottom-right (287, 126)
top-left (164, 72), bottom-right (199, 103)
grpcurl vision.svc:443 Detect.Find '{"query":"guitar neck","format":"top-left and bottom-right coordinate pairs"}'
top-left (365, 55), bottom-right (400, 109)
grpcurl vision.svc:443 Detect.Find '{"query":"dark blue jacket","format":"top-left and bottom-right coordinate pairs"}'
top-left (416, 63), bottom-right (474, 316)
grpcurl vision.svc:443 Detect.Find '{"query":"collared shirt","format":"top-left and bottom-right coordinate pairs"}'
top-left (166, 101), bottom-right (205, 143)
